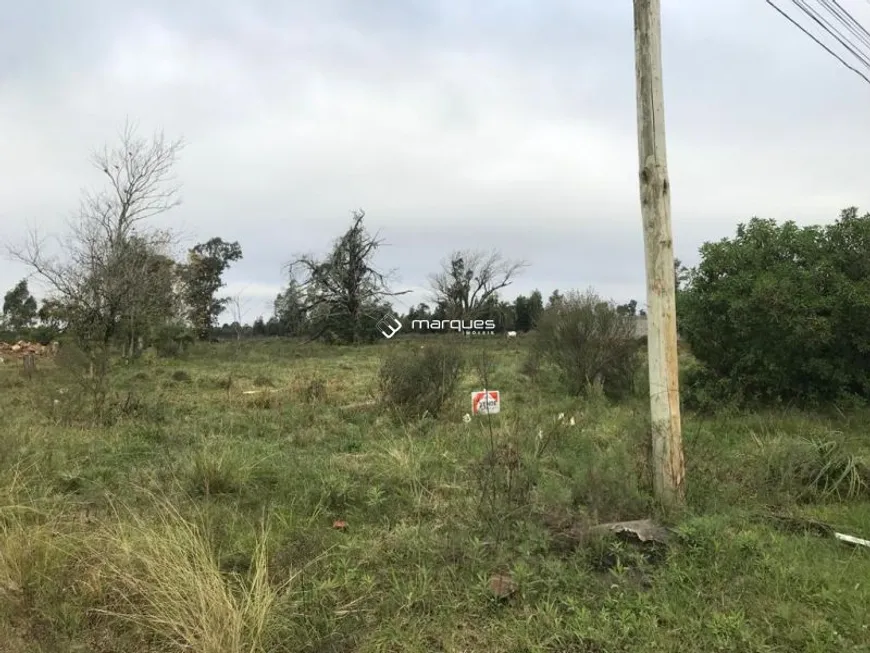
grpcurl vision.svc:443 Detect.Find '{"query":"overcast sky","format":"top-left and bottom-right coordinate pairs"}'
top-left (2, 0), bottom-right (868, 320)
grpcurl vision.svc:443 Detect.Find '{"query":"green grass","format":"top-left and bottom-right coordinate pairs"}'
top-left (1, 336), bottom-right (870, 652)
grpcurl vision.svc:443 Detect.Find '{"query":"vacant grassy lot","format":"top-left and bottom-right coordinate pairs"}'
top-left (2, 337), bottom-right (870, 652)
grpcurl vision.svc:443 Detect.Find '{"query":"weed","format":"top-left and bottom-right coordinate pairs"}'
top-left (303, 377), bottom-right (326, 403)
top-left (248, 394), bottom-right (278, 410)
top-left (188, 447), bottom-right (246, 497)
top-left (93, 497), bottom-right (296, 653)
top-left (252, 375), bottom-right (274, 388)
top-left (767, 435), bottom-right (870, 502)
top-left (1, 338), bottom-right (870, 650)
top-left (170, 370), bottom-right (191, 383)
top-left (378, 343), bottom-right (463, 417)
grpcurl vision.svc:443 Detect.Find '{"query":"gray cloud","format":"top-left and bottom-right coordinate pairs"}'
top-left (2, 0), bottom-right (868, 319)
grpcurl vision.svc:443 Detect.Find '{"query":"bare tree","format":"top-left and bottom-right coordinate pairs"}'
top-left (288, 209), bottom-right (410, 343)
top-left (6, 121), bottom-right (184, 413)
top-left (430, 249), bottom-right (527, 319)
top-left (228, 292), bottom-right (250, 341)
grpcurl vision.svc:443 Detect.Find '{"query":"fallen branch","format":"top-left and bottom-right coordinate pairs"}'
top-left (834, 532), bottom-right (870, 548)
top-left (338, 400), bottom-right (378, 410)
top-left (766, 512), bottom-right (870, 549)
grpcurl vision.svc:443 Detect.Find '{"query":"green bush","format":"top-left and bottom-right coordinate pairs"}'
top-left (378, 344), bottom-right (464, 417)
top-left (533, 290), bottom-right (641, 399)
top-left (153, 324), bottom-right (195, 357)
top-left (678, 208), bottom-right (870, 406)
top-left (0, 325), bottom-right (60, 345)
top-left (27, 324), bottom-right (61, 344)
top-left (679, 356), bottom-right (742, 414)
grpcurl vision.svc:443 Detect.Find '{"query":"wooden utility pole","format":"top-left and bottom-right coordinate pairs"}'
top-left (633, 0), bottom-right (685, 509)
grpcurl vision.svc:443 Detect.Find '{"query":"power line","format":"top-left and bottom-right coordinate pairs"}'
top-left (806, 1), bottom-right (870, 59)
top-left (820, 0), bottom-right (870, 51)
top-left (791, 0), bottom-right (870, 70)
top-left (792, 0), bottom-right (870, 68)
top-left (765, 0), bottom-right (870, 85)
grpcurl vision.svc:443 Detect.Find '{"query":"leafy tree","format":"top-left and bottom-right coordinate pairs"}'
top-left (273, 279), bottom-right (306, 336)
top-left (252, 316), bottom-right (266, 336)
top-left (2, 279), bottom-right (38, 332)
top-left (115, 236), bottom-right (181, 356)
top-left (288, 209), bottom-right (408, 343)
top-left (264, 317), bottom-right (282, 336)
top-left (515, 295), bottom-right (531, 331)
top-left (37, 298), bottom-right (69, 332)
top-left (527, 290), bottom-right (544, 327)
top-left (475, 294), bottom-right (513, 332)
top-left (678, 207), bottom-right (870, 405)
top-left (674, 258), bottom-right (689, 291)
top-left (180, 237), bottom-right (243, 340)
top-left (616, 299), bottom-right (638, 317)
top-left (431, 300), bottom-right (448, 320)
top-left (405, 303), bottom-right (432, 322)
top-left (547, 289), bottom-right (563, 308)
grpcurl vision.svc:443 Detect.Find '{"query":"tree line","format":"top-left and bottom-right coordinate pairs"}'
top-left (9, 121), bottom-right (860, 411)
top-left (2, 211), bottom-right (646, 347)
top-left (1, 124), bottom-right (647, 350)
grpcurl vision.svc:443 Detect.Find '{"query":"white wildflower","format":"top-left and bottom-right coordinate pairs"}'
top-left (569, 416), bottom-right (575, 426)
top-left (557, 412), bottom-right (565, 421)
top-left (537, 428), bottom-right (544, 440)
top-left (463, 413), bottom-right (471, 423)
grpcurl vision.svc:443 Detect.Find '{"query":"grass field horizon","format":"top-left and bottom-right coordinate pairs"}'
top-left (2, 335), bottom-right (869, 652)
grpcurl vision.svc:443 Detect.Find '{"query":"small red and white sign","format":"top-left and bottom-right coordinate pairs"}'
top-left (471, 390), bottom-right (500, 415)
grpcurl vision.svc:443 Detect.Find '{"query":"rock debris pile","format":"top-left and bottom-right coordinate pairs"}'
top-left (0, 340), bottom-right (58, 361)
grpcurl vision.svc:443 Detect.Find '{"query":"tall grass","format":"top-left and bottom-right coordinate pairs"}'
top-left (3, 339), bottom-right (870, 651)
top-left (93, 496), bottom-right (296, 653)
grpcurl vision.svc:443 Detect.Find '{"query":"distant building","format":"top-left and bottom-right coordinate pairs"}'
top-left (633, 315), bottom-right (648, 339)
top-left (632, 316), bottom-right (681, 341)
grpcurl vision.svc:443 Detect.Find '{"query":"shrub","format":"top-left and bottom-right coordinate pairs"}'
top-left (27, 324), bottom-right (61, 345)
top-left (378, 343), bottom-right (464, 417)
top-left (303, 377), bottom-right (326, 403)
top-left (519, 349), bottom-right (541, 378)
top-left (678, 208), bottom-right (870, 406)
top-left (50, 340), bottom-right (113, 422)
top-left (533, 290), bottom-right (641, 399)
top-left (679, 356), bottom-right (742, 413)
top-left (171, 370), bottom-right (191, 383)
top-left (153, 323), bottom-right (195, 358)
